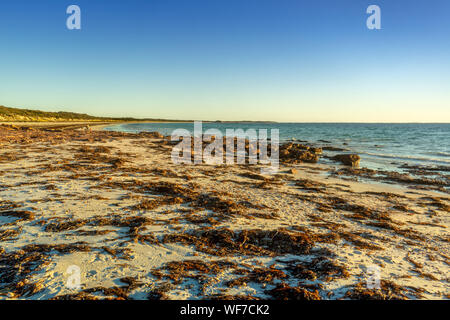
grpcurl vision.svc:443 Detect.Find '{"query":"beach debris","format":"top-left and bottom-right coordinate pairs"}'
top-left (0, 243), bottom-right (91, 298)
top-left (52, 277), bottom-right (144, 300)
top-left (163, 228), bottom-right (319, 257)
top-left (345, 280), bottom-right (424, 300)
top-left (226, 267), bottom-right (287, 288)
top-left (265, 283), bottom-right (321, 300)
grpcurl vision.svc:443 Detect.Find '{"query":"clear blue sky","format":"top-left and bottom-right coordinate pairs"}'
top-left (0, 0), bottom-right (449, 122)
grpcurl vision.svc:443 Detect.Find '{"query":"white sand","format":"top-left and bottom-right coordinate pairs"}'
top-left (0, 136), bottom-right (448, 300)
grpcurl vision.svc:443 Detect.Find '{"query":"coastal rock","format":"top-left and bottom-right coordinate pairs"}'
top-left (332, 154), bottom-right (360, 167)
top-left (280, 142), bottom-right (321, 164)
top-left (141, 131), bottom-right (164, 139)
top-left (298, 151), bottom-right (320, 163)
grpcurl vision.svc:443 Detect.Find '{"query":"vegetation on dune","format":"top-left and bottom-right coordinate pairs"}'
top-left (0, 105), bottom-right (187, 122)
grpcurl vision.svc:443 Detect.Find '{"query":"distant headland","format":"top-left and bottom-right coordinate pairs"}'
top-left (0, 105), bottom-right (277, 124)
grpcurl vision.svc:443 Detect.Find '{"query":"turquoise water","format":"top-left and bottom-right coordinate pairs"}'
top-left (103, 123), bottom-right (450, 172)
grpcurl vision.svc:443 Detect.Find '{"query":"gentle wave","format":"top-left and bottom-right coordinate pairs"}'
top-left (357, 151), bottom-right (450, 165)
top-left (424, 151), bottom-right (450, 158)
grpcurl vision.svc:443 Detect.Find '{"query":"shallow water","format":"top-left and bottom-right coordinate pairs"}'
top-left (103, 122), bottom-right (450, 173)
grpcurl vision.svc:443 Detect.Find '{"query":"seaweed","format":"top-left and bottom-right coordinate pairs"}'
top-left (0, 243), bottom-right (91, 298)
top-left (226, 267), bottom-right (287, 288)
top-left (163, 228), bottom-right (318, 257)
top-left (345, 280), bottom-right (424, 300)
top-left (265, 283), bottom-right (321, 300)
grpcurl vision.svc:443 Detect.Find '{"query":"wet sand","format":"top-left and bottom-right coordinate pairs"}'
top-left (0, 124), bottom-right (448, 300)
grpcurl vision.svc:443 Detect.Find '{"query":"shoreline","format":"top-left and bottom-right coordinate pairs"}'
top-left (99, 122), bottom-right (450, 170)
top-left (0, 121), bottom-right (193, 130)
top-left (0, 125), bottom-right (448, 300)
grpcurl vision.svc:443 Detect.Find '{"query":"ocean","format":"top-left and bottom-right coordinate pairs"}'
top-left (103, 122), bottom-right (450, 173)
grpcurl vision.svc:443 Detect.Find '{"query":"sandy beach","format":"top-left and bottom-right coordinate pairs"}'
top-left (0, 124), bottom-right (448, 300)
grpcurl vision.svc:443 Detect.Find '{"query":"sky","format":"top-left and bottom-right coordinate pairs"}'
top-left (0, 0), bottom-right (449, 122)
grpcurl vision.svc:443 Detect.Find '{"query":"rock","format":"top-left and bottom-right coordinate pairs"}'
top-left (332, 154), bottom-right (360, 167)
top-left (279, 142), bottom-right (321, 164)
top-left (146, 131), bottom-right (164, 139)
top-left (298, 151), bottom-right (320, 163)
top-left (290, 168), bottom-right (298, 175)
top-left (297, 144), bottom-right (310, 150)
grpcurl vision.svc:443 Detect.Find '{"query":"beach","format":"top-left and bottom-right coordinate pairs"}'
top-left (0, 124), bottom-right (448, 300)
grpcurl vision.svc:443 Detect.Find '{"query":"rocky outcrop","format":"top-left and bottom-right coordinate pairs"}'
top-left (280, 143), bottom-right (322, 164)
top-left (142, 131), bottom-right (164, 139)
top-left (331, 154), bottom-right (360, 167)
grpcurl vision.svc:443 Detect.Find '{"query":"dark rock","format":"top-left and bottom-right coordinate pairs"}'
top-left (332, 154), bottom-right (360, 167)
top-left (141, 131), bottom-right (164, 139)
top-left (279, 143), bottom-right (321, 164)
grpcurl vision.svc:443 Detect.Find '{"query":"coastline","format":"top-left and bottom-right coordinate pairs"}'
top-left (0, 121), bottom-right (192, 130)
top-left (0, 125), bottom-right (448, 300)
